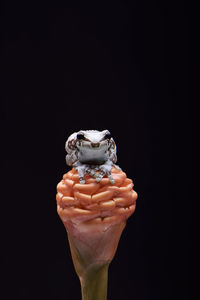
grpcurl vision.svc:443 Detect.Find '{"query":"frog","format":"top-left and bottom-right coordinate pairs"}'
top-left (65, 130), bottom-right (121, 184)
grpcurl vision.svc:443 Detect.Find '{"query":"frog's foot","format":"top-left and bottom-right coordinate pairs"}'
top-left (95, 164), bottom-right (115, 184)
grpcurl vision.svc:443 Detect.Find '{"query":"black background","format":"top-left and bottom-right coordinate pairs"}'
top-left (1, 1), bottom-right (192, 300)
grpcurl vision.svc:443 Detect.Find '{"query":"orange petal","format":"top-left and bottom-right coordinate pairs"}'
top-left (92, 190), bottom-right (114, 202)
top-left (63, 170), bottom-right (74, 180)
top-left (117, 183), bottom-right (133, 193)
top-left (112, 173), bottom-right (126, 186)
top-left (65, 178), bottom-right (74, 187)
top-left (99, 200), bottom-right (116, 210)
top-left (85, 203), bottom-right (100, 211)
top-left (120, 178), bottom-right (133, 186)
top-left (99, 178), bottom-right (110, 185)
top-left (59, 207), bottom-right (100, 223)
top-left (56, 192), bottom-right (63, 204)
top-left (61, 196), bottom-right (77, 207)
top-left (74, 191), bottom-right (92, 205)
top-left (73, 182), bottom-right (99, 195)
top-left (71, 174), bottom-right (80, 182)
top-left (57, 181), bottom-right (71, 194)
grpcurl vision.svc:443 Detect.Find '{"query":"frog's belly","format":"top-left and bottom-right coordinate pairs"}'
top-left (78, 148), bottom-right (108, 165)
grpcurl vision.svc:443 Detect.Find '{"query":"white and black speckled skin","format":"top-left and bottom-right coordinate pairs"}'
top-left (65, 130), bottom-right (121, 184)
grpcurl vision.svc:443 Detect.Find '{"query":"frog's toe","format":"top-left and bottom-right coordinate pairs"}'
top-left (94, 170), bottom-right (104, 182)
top-left (79, 177), bottom-right (85, 184)
top-left (108, 174), bottom-right (115, 184)
top-left (95, 177), bottom-right (101, 182)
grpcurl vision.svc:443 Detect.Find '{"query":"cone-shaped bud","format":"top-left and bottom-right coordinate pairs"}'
top-left (56, 167), bottom-right (137, 280)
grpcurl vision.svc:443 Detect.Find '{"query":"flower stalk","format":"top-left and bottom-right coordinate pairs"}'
top-left (80, 263), bottom-right (109, 300)
top-left (69, 229), bottom-right (109, 300)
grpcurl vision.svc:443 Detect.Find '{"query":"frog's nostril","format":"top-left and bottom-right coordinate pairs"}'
top-left (91, 142), bottom-right (100, 148)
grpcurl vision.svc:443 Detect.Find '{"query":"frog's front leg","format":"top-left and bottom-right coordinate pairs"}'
top-left (85, 166), bottom-right (98, 178)
top-left (95, 161), bottom-right (115, 184)
top-left (73, 162), bottom-right (88, 184)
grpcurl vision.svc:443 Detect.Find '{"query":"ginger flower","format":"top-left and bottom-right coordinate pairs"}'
top-left (56, 167), bottom-right (137, 300)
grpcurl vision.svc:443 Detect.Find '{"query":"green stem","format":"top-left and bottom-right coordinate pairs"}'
top-left (80, 264), bottom-right (109, 300)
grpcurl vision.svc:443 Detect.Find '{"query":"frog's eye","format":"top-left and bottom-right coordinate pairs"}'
top-left (104, 133), bottom-right (112, 139)
top-left (77, 133), bottom-right (85, 140)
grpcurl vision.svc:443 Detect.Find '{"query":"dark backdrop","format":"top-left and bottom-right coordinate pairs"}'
top-left (1, 1), bottom-right (192, 300)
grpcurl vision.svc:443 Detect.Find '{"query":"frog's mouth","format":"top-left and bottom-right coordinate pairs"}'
top-left (91, 142), bottom-right (100, 148)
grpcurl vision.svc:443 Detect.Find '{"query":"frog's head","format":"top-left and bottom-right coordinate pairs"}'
top-left (76, 130), bottom-right (114, 164)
